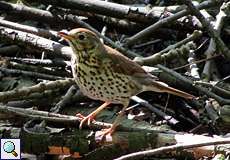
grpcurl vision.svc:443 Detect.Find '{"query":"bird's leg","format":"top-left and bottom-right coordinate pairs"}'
top-left (76, 101), bottom-right (111, 129)
top-left (96, 102), bottom-right (129, 137)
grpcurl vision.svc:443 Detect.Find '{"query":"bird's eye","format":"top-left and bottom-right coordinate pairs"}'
top-left (78, 34), bottom-right (85, 40)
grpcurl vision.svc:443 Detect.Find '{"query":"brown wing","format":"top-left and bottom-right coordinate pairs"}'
top-left (103, 45), bottom-right (195, 99)
top-left (104, 45), bottom-right (158, 81)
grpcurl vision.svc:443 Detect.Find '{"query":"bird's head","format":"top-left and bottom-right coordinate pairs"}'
top-left (58, 28), bottom-right (103, 60)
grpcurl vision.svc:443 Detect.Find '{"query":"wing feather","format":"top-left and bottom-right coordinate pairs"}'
top-left (104, 45), bottom-right (158, 81)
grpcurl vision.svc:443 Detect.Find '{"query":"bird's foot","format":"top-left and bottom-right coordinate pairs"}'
top-left (95, 127), bottom-right (115, 142)
top-left (76, 113), bottom-right (95, 129)
top-left (96, 127), bottom-right (114, 138)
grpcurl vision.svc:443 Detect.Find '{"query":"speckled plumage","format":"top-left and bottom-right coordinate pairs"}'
top-left (58, 28), bottom-right (195, 136)
top-left (72, 50), bottom-right (142, 104)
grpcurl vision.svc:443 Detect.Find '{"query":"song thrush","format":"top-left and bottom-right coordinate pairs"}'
top-left (58, 28), bottom-right (195, 136)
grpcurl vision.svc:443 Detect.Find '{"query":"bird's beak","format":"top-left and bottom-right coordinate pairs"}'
top-left (58, 31), bottom-right (73, 40)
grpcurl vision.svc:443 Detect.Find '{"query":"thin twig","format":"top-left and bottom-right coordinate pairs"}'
top-left (134, 31), bottom-right (201, 65)
top-left (0, 79), bottom-right (74, 102)
top-left (115, 138), bottom-right (230, 160)
top-left (0, 104), bottom-right (112, 129)
top-left (0, 19), bottom-right (58, 39)
top-left (131, 96), bottom-right (179, 125)
top-left (182, 0), bottom-right (230, 60)
top-left (125, 0), bottom-right (217, 46)
top-left (0, 67), bottom-right (63, 80)
top-left (9, 58), bottom-right (70, 68)
top-left (201, 2), bottom-right (229, 81)
top-left (0, 26), bottom-right (72, 58)
top-left (173, 54), bottom-right (220, 70)
top-left (8, 62), bottom-right (70, 78)
top-left (195, 81), bottom-right (230, 98)
top-left (157, 64), bottom-right (230, 105)
top-left (32, 0), bottom-right (158, 23)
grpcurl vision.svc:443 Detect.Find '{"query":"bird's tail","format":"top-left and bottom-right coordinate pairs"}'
top-left (148, 81), bottom-right (195, 99)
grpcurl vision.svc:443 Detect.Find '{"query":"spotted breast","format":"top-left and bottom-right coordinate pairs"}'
top-left (72, 54), bottom-right (140, 104)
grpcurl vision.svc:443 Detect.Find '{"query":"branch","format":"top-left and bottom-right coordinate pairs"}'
top-left (156, 64), bottom-right (230, 105)
top-left (0, 79), bottom-right (74, 102)
top-left (29, 0), bottom-right (158, 23)
top-left (0, 19), bottom-right (58, 39)
top-left (133, 30), bottom-right (201, 65)
top-left (0, 67), bottom-right (64, 80)
top-left (9, 57), bottom-right (69, 68)
top-left (0, 104), bottom-right (112, 130)
top-left (182, 0), bottom-right (230, 60)
top-left (202, 2), bottom-right (229, 80)
top-left (125, 0), bottom-right (218, 46)
top-left (0, 1), bottom-right (70, 26)
top-left (0, 26), bottom-right (72, 58)
top-left (195, 81), bottom-right (230, 99)
top-left (115, 138), bottom-right (230, 160)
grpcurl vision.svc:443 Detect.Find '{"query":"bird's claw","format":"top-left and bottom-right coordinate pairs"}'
top-left (95, 128), bottom-right (114, 142)
top-left (75, 113), bottom-right (85, 120)
top-left (76, 113), bottom-right (95, 129)
top-left (96, 128), bottom-right (114, 138)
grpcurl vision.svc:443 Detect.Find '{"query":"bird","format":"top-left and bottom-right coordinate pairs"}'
top-left (58, 28), bottom-right (195, 136)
